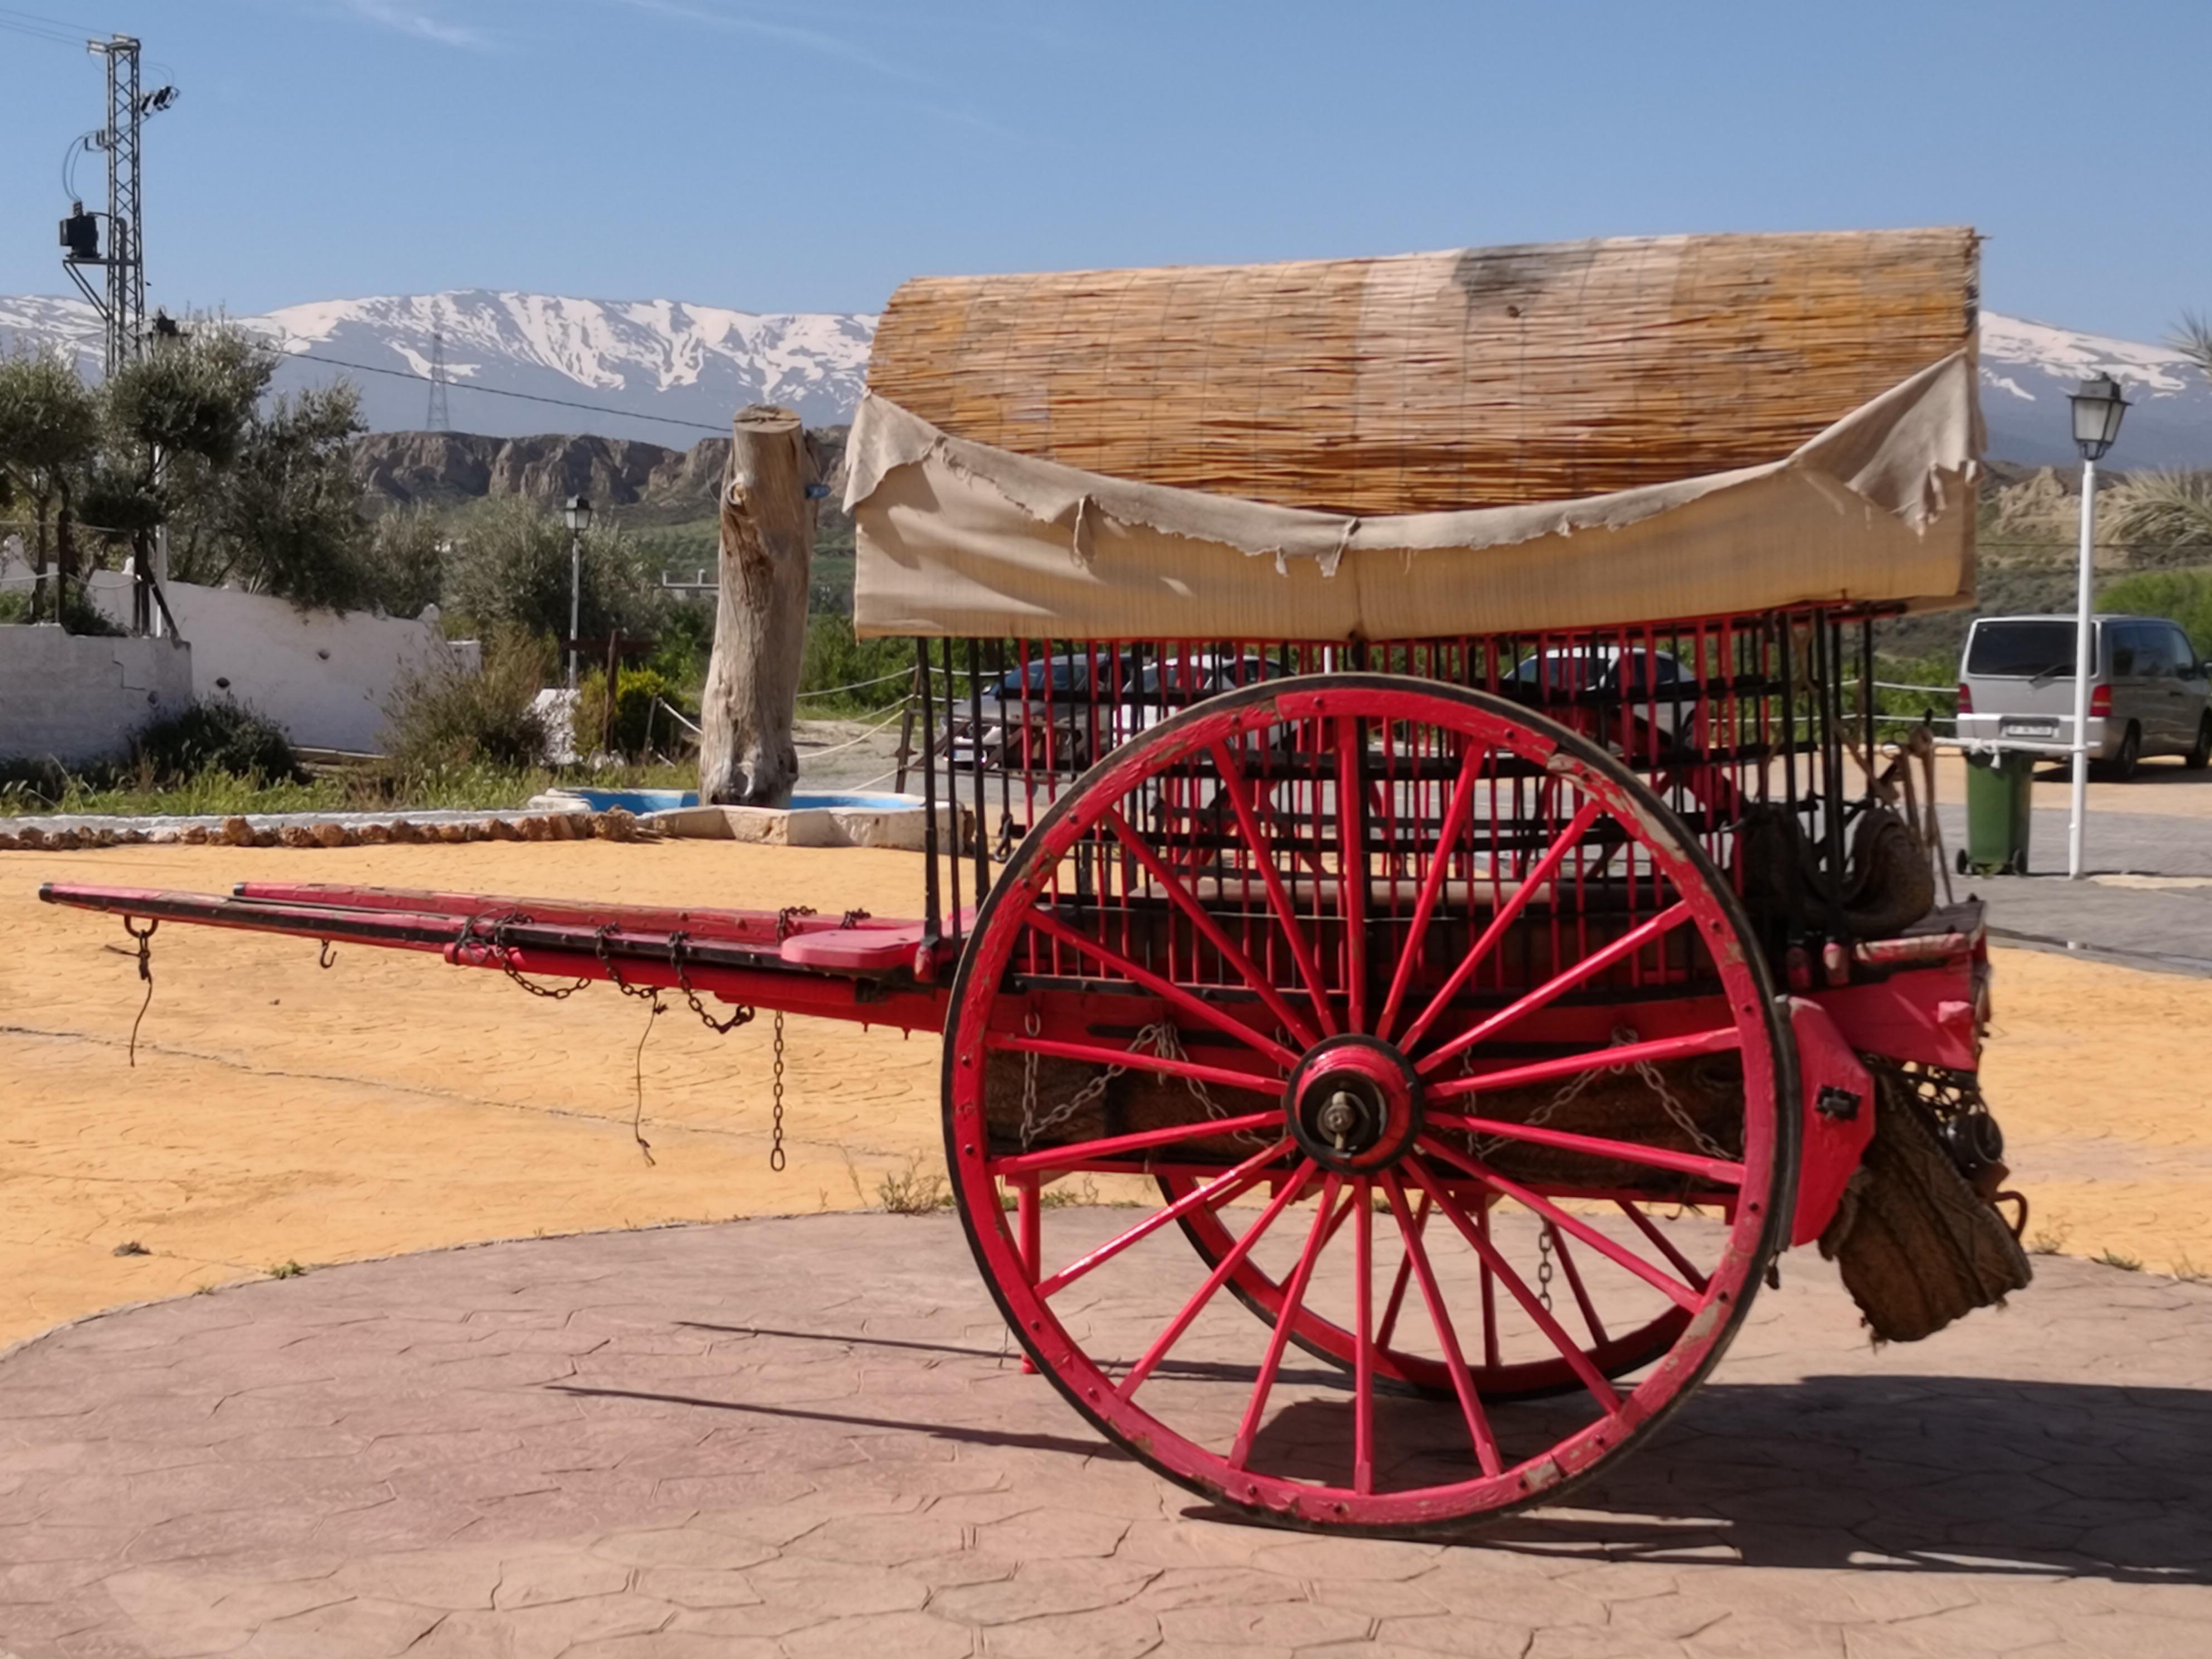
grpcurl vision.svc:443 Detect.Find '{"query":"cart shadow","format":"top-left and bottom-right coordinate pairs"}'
top-left (607, 1329), bottom-right (2212, 1583)
top-left (1435, 1374), bottom-right (2211, 1582)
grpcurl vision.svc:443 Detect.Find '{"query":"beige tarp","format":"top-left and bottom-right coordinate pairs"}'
top-left (848, 348), bottom-right (1980, 642)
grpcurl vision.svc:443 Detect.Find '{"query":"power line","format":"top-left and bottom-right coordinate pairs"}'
top-left (280, 347), bottom-right (730, 434)
top-left (0, 6), bottom-right (90, 46)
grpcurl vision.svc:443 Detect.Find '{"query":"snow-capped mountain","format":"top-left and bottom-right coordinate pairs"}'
top-left (5, 290), bottom-right (2209, 464)
top-left (0, 290), bottom-right (876, 439)
top-left (1978, 313), bottom-right (2212, 468)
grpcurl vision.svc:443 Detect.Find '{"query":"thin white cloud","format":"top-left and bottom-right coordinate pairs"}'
top-left (346, 0), bottom-right (489, 49)
top-left (608, 0), bottom-right (918, 84)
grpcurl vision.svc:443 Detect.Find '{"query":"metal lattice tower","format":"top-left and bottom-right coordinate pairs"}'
top-left (425, 327), bottom-right (452, 430)
top-left (93, 36), bottom-right (143, 373)
top-left (60, 35), bottom-right (174, 378)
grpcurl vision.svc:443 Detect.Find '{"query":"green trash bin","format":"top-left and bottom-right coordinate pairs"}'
top-left (1959, 746), bottom-right (2034, 876)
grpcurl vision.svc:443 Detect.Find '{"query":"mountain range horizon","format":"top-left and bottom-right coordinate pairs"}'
top-left (3, 286), bottom-right (2209, 470)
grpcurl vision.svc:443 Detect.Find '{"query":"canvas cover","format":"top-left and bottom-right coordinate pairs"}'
top-left (848, 231), bottom-right (1981, 641)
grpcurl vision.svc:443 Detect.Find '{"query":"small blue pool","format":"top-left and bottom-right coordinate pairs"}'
top-left (551, 788), bottom-right (918, 814)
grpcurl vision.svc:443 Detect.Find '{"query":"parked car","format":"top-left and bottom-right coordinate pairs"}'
top-left (1506, 647), bottom-right (1692, 741)
top-left (950, 651), bottom-right (1287, 772)
top-left (1956, 613), bottom-right (2212, 779)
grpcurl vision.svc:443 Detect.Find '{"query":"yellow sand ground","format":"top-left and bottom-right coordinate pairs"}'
top-left (4, 838), bottom-right (2208, 1348)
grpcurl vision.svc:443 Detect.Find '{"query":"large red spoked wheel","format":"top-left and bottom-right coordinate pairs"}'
top-left (944, 673), bottom-right (1796, 1534)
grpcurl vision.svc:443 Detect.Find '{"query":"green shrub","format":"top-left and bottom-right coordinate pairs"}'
top-left (132, 697), bottom-right (302, 784)
top-left (59, 583), bottom-right (124, 637)
top-left (381, 627), bottom-right (551, 772)
top-left (798, 613), bottom-right (915, 715)
top-left (2098, 565), bottom-right (2212, 657)
top-left (573, 666), bottom-right (691, 760)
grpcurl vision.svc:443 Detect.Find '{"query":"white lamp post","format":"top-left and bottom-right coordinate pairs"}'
top-left (2064, 376), bottom-right (2128, 880)
top-left (562, 494), bottom-right (592, 689)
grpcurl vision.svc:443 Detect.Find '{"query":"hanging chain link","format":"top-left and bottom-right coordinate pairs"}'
top-left (769, 1011), bottom-right (787, 1172)
top-left (1631, 1044), bottom-right (1738, 1163)
top-left (1466, 1023), bottom-right (1739, 1166)
top-left (664, 932), bottom-right (756, 1035)
top-left (1018, 1017), bottom-right (1264, 1151)
top-left (464, 911), bottom-right (592, 1000)
top-left (1535, 1224), bottom-right (1557, 1312)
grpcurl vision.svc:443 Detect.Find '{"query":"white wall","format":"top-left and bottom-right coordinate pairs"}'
top-left (84, 574), bottom-right (469, 754)
top-left (0, 627), bottom-right (194, 765)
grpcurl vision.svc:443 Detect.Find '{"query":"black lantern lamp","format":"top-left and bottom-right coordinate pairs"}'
top-left (2069, 375), bottom-right (2129, 462)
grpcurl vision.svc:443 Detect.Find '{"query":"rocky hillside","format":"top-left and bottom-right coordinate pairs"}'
top-left (353, 426), bottom-right (850, 519)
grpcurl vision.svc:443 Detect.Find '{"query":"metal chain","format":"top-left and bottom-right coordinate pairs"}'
top-left (664, 932), bottom-right (756, 1035)
top-left (769, 1010), bottom-right (787, 1172)
top-left (465, 911), bottom-right (591, 1000)
top-left (1467, 1023), bottom-right (1738, 1165)
top-left (758, 909), bottom-right (811, 1176)
top-left (1536, 1224), bottom-right (1557, 1312)
top-left (1018, 1020), bottom-right (1263, 1151)
top-left (1631, 1046), bottom-right (1739, 1163)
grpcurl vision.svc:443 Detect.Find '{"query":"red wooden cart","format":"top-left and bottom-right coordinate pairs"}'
top-left (41, 230), bottom-right (2026, 1536)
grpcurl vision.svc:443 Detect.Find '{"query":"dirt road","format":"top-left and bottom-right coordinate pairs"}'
top-left (4, 838), bottom-right (2207, 1347)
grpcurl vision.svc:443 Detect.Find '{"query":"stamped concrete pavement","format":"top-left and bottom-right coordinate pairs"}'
top-left (1, 1212), bottom-right (2206, 1659)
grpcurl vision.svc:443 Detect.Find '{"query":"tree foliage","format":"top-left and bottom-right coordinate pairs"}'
top-left (440, 496), bottom-right (661, 647)
top-left (360, 505), bottom-right (449, 620)
top-left (169, 382), bottom-right (373, 608)
top-left (2099, 567), bottom-right (2212, 657)
top-left (0, 348), bottom-right (101, 620)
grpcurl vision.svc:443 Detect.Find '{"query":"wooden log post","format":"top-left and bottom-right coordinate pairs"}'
top-left (698, 405), bottom-right (821, 806)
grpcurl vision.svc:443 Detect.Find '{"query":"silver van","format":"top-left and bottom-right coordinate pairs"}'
top-left (1957, 613), bottom-right (2212, 778)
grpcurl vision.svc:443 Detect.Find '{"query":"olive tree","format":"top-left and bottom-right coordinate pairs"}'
top-left (0, 350), bottom-right (100, 622)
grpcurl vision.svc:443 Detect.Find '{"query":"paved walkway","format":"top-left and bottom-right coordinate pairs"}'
top-left (2, 1213), bottom-right (2206, 1658)
top-left (1936, 780), bottom-right (2212, 976)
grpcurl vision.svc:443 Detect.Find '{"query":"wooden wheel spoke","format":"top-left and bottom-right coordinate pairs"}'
top-left (1427, 1025), bottom-right (1742, 1104)
top-left (987, 1031), bottom-right (1275, 1098)
top-left (1617, 1200), bottom-right (1713, 1293)
top-left (1415, 899), bottom-right (1697, 1076)
top-left (1415, 1136), bottom-right (1702, 1311)
top-left (1401, 798), bottom-right (1603, 1052)
top-left (1099, 808), bottom-right (1321, 1051)
top-left (1228, 1172), bottom-right (1343, 1470)
top-left (1403, 1162), bottom-right (1623, 1413)
top-left (1372, 1189), bottom-right (1431, 1351)
top-left (1425, 1110), bottom-right (1744, 1187)
top-left (1118, 1161), bottom-right (1318, 1400)
top-left (1548, 1224), bottom-right (1608, 1345)
top-left (1335, 717), bottom-right (1367, 1033)
top-left (1352, 1178), bottom-right (1376, 1496)
top-left (1209, 740), bottom-right (1338, 1037)
top-left (1377, 1173), bottom-right (1502, 1477)
top-left (990, 1109), bottom-right (1286, 1177)
top-left (1023, 907), bottom-right (1298, 1069)
top-left (1035, 1139), bottom-right (1292, 1298)
top-left (1376, 746), bottom-right (1483, 1042)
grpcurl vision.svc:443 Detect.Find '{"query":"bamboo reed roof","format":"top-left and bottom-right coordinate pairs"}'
top-left (864, 229), bottom-right (1980, 518)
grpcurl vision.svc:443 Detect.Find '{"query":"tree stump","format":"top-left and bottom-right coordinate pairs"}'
top-left (698, 405), bottom-right (821, 806)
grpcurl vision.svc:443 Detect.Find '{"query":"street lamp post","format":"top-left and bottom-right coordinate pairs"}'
top-left (563, 495), bottom-right (592, 690)
top-left (2065, 376), bottom-right (2128, 881)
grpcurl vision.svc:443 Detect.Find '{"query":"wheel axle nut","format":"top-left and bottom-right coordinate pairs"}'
top-left (1316, 1091), bottom-right (1364, 1150)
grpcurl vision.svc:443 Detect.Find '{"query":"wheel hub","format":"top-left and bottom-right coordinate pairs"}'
top-left (1285, 1037), bottom-right (1424, 1172)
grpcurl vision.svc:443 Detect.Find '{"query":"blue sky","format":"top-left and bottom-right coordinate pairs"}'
top-left (2, 0), bottom-right (2206, 341)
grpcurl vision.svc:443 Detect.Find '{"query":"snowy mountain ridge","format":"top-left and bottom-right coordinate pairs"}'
top-left (4, 290), bottom-right (2208, 463)
top-left (0, 289), bottom-right (876, 439)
